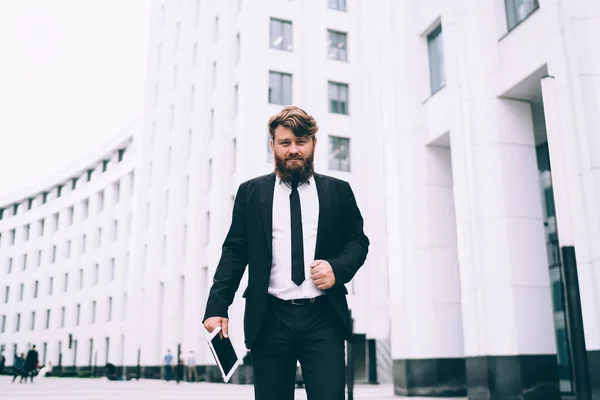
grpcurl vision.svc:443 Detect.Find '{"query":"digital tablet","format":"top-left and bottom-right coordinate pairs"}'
top-left (206, 325), bottom-right (242, 383)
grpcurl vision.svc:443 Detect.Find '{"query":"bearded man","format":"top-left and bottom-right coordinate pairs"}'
top-left (203, 105), bottom-right (369, 400)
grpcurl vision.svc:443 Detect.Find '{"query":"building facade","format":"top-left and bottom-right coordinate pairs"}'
top-left (382, 0), bottom-right (600, 398)
top-left (0, 121), bottom-right (137, 373)
top-left (1, 0), bottom-right (391, 385)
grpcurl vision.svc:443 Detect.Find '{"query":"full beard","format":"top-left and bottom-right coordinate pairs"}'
top-left (274, 152), bottom-right (315, 184)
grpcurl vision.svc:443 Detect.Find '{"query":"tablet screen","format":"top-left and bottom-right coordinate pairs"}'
top-left (210, 334), bottom-right (239, 377)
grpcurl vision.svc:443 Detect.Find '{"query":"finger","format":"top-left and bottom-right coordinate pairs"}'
top-left (310, 260), bottom-right (321, 268)
top-left (222, 319), bottom-right (229, 338)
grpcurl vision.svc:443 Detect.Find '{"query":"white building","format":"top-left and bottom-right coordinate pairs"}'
top-left (381, 0), bottom-right (600, 398)
top-left (0, 0), bottom-right (391, 384)
top-left (0, 121), bottom-right (137, 373)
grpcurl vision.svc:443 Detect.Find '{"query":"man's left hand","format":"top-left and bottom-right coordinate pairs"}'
top-left (310, 260), bottom-right (336, 290)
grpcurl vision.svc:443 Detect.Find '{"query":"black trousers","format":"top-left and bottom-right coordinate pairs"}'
top-left (251, 295), bottom-right (346, 400)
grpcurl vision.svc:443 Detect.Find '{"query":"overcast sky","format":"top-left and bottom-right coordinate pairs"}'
top-left (0, 0), bottom-right (150, 197)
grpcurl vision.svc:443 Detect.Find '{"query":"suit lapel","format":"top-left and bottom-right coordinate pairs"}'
top-left (260, 172), bottom-right (276, 258)
top-left (314, 173), bottom-right (330, 259)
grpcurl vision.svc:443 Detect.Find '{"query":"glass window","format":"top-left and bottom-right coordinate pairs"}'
top-left (329, 136), bottom-right (351, 172)
top-left (328, 0), bottom-right (347, 11)
top-left (328, 82), bottom-right (349, 115)
top-left (270, 18), bottom-right (293, 51)
top-left (327, 30), bottom-right (347, 62)
top-left (505, 0), bottom-right (539, 30)
top-left (427, 25), bottom-right (445, 94)
top-left (268, 71), bottom-right (292, 105)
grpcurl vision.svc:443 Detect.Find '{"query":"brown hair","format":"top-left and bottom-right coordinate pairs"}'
top-left (268, 106), bottom-right (319, 141)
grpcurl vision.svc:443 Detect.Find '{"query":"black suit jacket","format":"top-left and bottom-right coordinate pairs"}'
top-left (203, 172), bottom-right (369, 349)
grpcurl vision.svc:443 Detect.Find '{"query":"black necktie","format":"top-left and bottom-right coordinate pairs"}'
top-left (290, 180), bottom-right (305, 285)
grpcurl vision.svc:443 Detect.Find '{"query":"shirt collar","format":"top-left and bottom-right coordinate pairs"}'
top-left (275, 174), bottom-right (314, 188)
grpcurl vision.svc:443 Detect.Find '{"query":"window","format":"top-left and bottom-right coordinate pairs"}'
top-left (13, 203), bottom-right (20, 216)
top-left (82, 234), bottom-right (87, 253)
top-left (268, 71), bottom-right (292, 105)
top-left (235, 33), bottom-right (241, 63)
top-left (102, 160), bottom-right (109, 172)
top-left (72, 177), bottom-right (79, 190)
top-left (25, 224), bottom-right (30, 241)
top-left (68, 207), bottom-right (74, 225)
top-left (28, 198), bottom-right (34, 209)
top-left (30, 311), bottom-right (36, 330)
top-left (63, 273), bottom-right (69, 293)
top-left (212, 61), bottom-right (217, 89)
top-left (4, 286), bottom-right (9, 303)
top-left (427, 24), bottom-right (445, 94)
top-left (1, 315), bottom-right (5, 333)
top-left (97, 228), bottom-right (102, 248)
top-left (34, 281), bottom-right (39, 298)
top-left (210, 109), bottom-right (215, 138)
top-left (94, 264), bottom-right (99, 285)
top-left (208, 159), bottom-right (213, 191)
top-left (327, 30), bottom-right (347, 62)
top-left (39, 219), bottom-right (45, 236)
top-left (205, 212), bottom-right (210, 245)
top-left (49, 277), bottom-right (54, 296)
top-left (170, 104), bottom-right (175, 131)
top-left (22, 254), bottom-right (27, 271)
top-left (60, 306), bottom-right (65, 328)
top-left (328, 82), bottom-right (349, 115)
top-left (79, 268), bottom-right (84, 289)
top-left (328, 0), bottom-right (347, 11)
top-left (232, 138), bottom-right (237, 174)
top-left (172, 65), bottom-right (178, 88)
top-left (45, 309), bottom-right (51, 329)
top-left (183, 224), bottom-right (188, 255)
top-left (10, 229), bottom-right (15, 245)
top-left (98, 191), bottom-right (104, 212)
top-left (329, 136), bottom-right (351, 172)
top-left (15, 313), bottom-right (21, 332)
top-left (118, 148), bottom-right (126, 162)
top-left (110, 258), bottom-right (115, 281)
top-left (87, 169), bottom-right (94, 182)
top-left (67, 240), bottom-right (71, 258)
top-left (83, 199), bottom-right (89, 219)
top-left (193, 42), bottom-right (198, 67)
top-left (270, 18), bottom-right (293, 51)
top-left (57, 185), bottom-right (64, 198)
top-left (107, 297), bottom-right (113, 321)
top-left (19, 283), bottom-right (24, 301)
top-left (7, 258), bottom-right (12, 274)
top-left (36, 250), bottom-right (41, 267)
top-left (52, 245), bottom-right (57, 263)
top-left (113, 221), bottom-right (118, 241)
top-left (91, 301), bottom-right (96, 324)
top-left (233, 84), bottom-right (239, 117)
top-left (53, 212), bottom-right (60, 231)
top-left (505, 0), bottom-right (539, 30)
top-left (42, 192), bottom-right (49, 203)
top-left (75, 304), bottom-right (81, 326)
top-left (214, 16), bottom-right (219, 42)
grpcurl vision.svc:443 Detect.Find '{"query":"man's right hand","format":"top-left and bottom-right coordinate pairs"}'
top-left (204, 317), bottom-right (229, 339)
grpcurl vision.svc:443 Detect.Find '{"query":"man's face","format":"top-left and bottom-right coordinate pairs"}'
top-left (271, 125), bottom-right (317, 183)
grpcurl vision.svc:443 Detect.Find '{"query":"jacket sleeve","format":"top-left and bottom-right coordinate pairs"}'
top-left (326, 181), bottom-right (370, 285)
top-left (203, 183), bottom-right (249, 321)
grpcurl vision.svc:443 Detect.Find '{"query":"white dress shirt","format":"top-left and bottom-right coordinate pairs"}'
top-left (268, 174), bottom-right (324, 300)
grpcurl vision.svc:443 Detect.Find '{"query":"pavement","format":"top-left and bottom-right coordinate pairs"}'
top-left (0, 375), bottom-right (466, 399)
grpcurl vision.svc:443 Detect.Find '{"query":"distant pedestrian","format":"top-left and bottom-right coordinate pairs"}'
top-left (164, 350), bottom-right (173, 381)
top-left (186, 350), bottom-right (199, 382)
top-left (175, 355), bottom-right (185, 384)
top-left (12, 353), bottom-right (25, 383)
top-left (24, 345), bottom-right (39, 383)
top-left (0, 353), bottom-right (5, 374)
